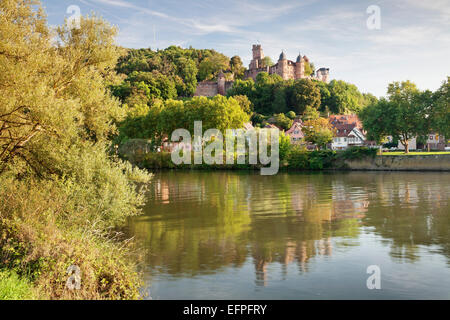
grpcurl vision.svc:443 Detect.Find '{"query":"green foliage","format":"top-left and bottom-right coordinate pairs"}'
top-left (117, 96), bottom-right (250, 143)
top-left (230, 56), bottom-right (245, 79)
top-left (303, 118), bottom-right (335, 149)
top-left (430, 77), bottom-right (450, 138)
top-left (327, 80), bottom-right (366, 114)
top-left (337, 146), bottom-right (377, 160)
top-left (115, 46), bottom-right (234, 99)
top-left (360, 79), bottom-right (446, 153)
top-left (0, 270), bottom-right (35, 300)
top-left (271, 113), bottom-right (293, 130)
top-left (0, 1), bottom-right (151, 299)
top-left (231, 95), bottom-right (253, 115)
top-left (262, 56), bottom-right (274, 67)
top-left (286, 111), bottom-right (296, 119)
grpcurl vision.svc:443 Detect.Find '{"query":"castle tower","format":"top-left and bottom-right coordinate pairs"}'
top-left (249, 44), bottom-right (264, 69)
top-left (217, 71), bottom-right (226, 95)
top-left (294, 53), bottom-right (304, 79)
top-left (278, 51), bottom-right (288, 80)
top-left (316, 68), bottom-right (330, 83)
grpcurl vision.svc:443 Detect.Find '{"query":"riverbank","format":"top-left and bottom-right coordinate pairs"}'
top-left (344, 153), bottom-right (450, 171)
top-left (119, 140), bottom-right (450, 172)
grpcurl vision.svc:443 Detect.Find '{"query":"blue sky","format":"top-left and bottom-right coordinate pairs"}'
top-left (42, 0), bottom-right (449, 97)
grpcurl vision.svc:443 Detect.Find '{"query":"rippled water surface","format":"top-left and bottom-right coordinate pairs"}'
top-left (126, 171), bottom-right (450, 299)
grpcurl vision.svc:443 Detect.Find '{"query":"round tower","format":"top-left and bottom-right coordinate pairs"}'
top-left (278, 51), bottom-right (288, 80)
top-left (295, 53), bottom-right (304, 79)
top-left (217, 71), bottom-right (226, 95)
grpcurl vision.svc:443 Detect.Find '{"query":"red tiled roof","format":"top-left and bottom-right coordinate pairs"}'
top-left (334, 123), bottom-right (357, 137)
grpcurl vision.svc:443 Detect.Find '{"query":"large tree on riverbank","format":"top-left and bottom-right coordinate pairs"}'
top-left (0, 0), bottom-right (150, 299)
top-left (360, 80), bottom-right (438, 153)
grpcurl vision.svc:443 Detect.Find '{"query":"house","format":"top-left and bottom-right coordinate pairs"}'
top-left (329, 114), bottom-right (367, 150)
top-left (331, 123), bottom-right (366, 150)
top-left (285, 120), bottom-right (304, 144)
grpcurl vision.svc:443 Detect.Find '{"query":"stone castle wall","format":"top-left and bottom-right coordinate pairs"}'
top-left (194, 81), bottom-right (219, 97)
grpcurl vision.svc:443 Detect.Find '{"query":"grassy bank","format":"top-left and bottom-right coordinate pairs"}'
top-left (0, 270), bottom-right (35, 300)
top-left (382, 151), bottom-right (450, 156)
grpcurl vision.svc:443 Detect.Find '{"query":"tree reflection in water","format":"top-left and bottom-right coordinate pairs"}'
top-left (126, 171), bottom-right (450, 288)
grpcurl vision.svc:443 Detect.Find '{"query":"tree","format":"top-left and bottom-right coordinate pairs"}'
top-left (359, 98), bottom-right (392, 153)
top-left (289, 79), bottom-right (321, 115)
top-left (262, 56), bottom-right (274, 67)
top-left (430, 77), bottom-right (450, 138)
top-left (198, 53), bottom-right (230, 81)
top-left (0, 1), bottom-right (150, 298)
top-left (231, 95), bottom-right (253, 115)
top-left (360, 81), bottom-right (432, 154)
top-left (386, 81), bottom-right (430, 153)
top-left (303, 118), bottom-right (335, 149)
top-left (327, 80), bottom-right (365, 114)
top-left (286, 111), bottom-right (296, 119)
top-left (302, 105), bottom-right (320, 122)
top-left (271, 113), bottom-right (293, 131)
top-left (230, 56), bottom-right (245, 79)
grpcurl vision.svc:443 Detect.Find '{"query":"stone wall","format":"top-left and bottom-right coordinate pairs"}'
top-left (194, 81), bottom-right (218, 97)
top-left (344, 154), bottom-right (450, 171)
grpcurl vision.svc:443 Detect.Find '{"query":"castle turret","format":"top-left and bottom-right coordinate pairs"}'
top-left (278, 51), bottom-right (289, 80)
top-left (217, 71), bottom-right (226, 95)
top-left (295, 52), bottom-right (304, 79)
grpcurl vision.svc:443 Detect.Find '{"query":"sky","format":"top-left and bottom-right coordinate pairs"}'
top-left (42, 0), bottom-right (450, 97)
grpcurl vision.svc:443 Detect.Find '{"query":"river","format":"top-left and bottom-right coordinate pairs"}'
top-left (126, 171), bottom-right (450, 299)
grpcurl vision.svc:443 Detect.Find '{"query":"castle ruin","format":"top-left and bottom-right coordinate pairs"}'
top-left (194, 44), bottom-right (330, 97)
top-left (245, 44), bottom-right (329, 82)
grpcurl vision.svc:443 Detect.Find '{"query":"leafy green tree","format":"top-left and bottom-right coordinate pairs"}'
top-left (361, 80), bottom-right (432, 153)
top-left (303, 118), bottom-right (335, 149)
top-left (230, 56), bottom-right (245, 79)
top-left (198, 54), bottom-right (230, 81)
top-left (289, 79), bottom-right (321, 115)
top-left (286, 111), bottom-right (296, 119)
top-left (327, 80), bottom-right (365, 114)
top-left (262, 56), bottom-right (274, 67)
top-left (271, 113), bottom-right (293, 130)
top-left (227, 78), bottom-right (255, 98)
top-left (231, 95), bottom-right (253, 115)
top-left (302, 105), bottom-right (320, 121)
top-left (430, 77), bottom-right (450, 138)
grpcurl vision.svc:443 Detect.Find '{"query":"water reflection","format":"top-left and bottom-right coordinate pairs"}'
top-left (127, 171), bottom-right (450, 298)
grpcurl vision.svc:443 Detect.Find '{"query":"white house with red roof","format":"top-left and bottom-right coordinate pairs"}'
top-left (329, 115), bottom-right (367, 150)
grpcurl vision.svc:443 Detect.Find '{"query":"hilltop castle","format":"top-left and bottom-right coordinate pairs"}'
top-left (194, 44), bottom-right (330, 97)
top-left (245, 44), bottom-right (330, 82)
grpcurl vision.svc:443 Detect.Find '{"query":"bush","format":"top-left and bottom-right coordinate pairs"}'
top-left (338, 146), bottom-right (377, 160)
top-left (0, 177), bottom-right (144, 300)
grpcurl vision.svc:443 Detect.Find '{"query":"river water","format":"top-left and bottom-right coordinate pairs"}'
top-left (127, 171), bottom-right (450, 299)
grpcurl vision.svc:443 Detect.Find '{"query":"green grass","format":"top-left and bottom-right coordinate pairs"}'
top-left (382, 151), bottom-right (450, 156)
top-left (0, 270), bottom-right (34, 300)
